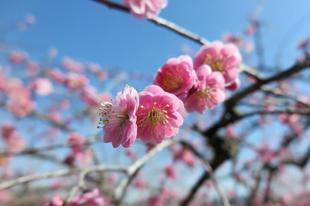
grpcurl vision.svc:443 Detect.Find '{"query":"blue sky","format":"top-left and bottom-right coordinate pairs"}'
top-left (1, 0), bottom-right (309, 77)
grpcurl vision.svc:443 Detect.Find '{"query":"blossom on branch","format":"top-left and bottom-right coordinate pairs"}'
top-left (124, 0), bottom-right (167, 18)
top-left (154, 55), bottom-right (196, 99)
top-left (100, 85), bottom-right (139, 148)
top-left (184, 65), bottom-right (226, 113)
top-left (137, 85), bottom-right (184, 143)
top-left (194, 41), bottom-right (242, 85)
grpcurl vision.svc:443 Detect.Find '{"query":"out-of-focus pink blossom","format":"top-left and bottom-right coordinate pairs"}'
top-left (69, 189), bottom-right (106, 206)
top-left (137, 85), bottom-right (184, 143)
top-left (24, 14), bottom-right (36, 25)
top-left (0, 190), bottom-right (13, 205)
top-left (164, 164), bottom-right (177, 179)
top-left (173, 146), bottom-right (195, 167)
top-left (194, 41), bottom-right (242, 85)
top-left (184, 65), bottom-right (225, 113)
top-left (245, 23), bottom-right (257, 35)
top-left (47, 69), bottom-right (67, 84)
top-left (154, 55), bottom-right (196, 98)
top-left (124, 0), bottom-right (167, 18)
top-left (62, 57), bottom-right (84, 73)
top-left (223, 33), bottom-right (243, 47)
top-left (31, 78), bottom-right (54, 96)
top-left (1, 123), bottom-right (25, 153)
top-left (89, 63), bottom-right (107, 81)
top-left (6, 79), bottom-right (35, 117)
top-left (81, 86), bottom-right (101, 107)
top-left (8, 51), bottom-right (27, 64)
top-left (45, 195), bottom-right (64, 206)
top-left (7, 96), bottom-right (35, 116)
top-left (226, 78), bottom-right (241, 91)
top-left (100, 85), bottom-right (139, 148)
top-left (26, 61), bottom-right (39, 75)
top-left (65, 73), bottom-right (88, 91)
top-left (134, 178), bottom-right (147, 189)
top-left (68, 133), bottom-right (86, 153)
top-left (1, 123), bottom-right (15, 139)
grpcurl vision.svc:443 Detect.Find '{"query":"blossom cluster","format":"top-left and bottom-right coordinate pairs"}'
top-left (46, 189), bottom-right (106, 206)
top-left (124, 0), bottom-right (167, 18)
top-left (100, 41), bottom-right (242, 148)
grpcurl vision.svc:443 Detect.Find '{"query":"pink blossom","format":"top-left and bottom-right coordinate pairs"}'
top-left (26, 61), bottom-right (39, 75)
top-left (245, 23), bottom-right (257, 35)
top-left (69, 189), bottom-right (106, 206)
top-left (137, 85), bottom-right (184, 143)
top-left (31, 78), bottom-right (54, 95)
top-left (124, 0), bottom-right (167, 18)
top-left (45, 195), bottom-right (64, 206)
top-left (184, 65), bottom-right (225, 113)
top-left (1, 123), bottom-right (25, 153)
top-left (68, 133), bottom-right (86, 153)
top-left (6, 80), bottom-right (35, 117)
top-left (134, 178), bottom-right (147, 189)
top-left (100, 85), bottom-right (139, 148)
top-left (65, 73), bottom-right (88, 91)
top-left (1, 123), bottom-right (15, 139)
top-left (154, 55), bottom-right (196, 98)
top-left (194, 41), bottom-right (242, 84)
top-left (0, 190), bottom-right (13, 205)
top-left (7, 96), bottom-right (35, 117)
top-left (47, 69), bottom-right (67, 84)
top-left (89, 63), bottom-right (107, 81)
top-left (5, 132), bottom-right (25, 153)
top-left (226, 78), bottom-right (241, 91)
top-left (173, 146), bottom-right (195, 167)
top-left (62, 57), bottom-right (84, 73)
top-left (164, 164), bottom-right (177, 179)
top-left (223, 33), bottom-right (243, 47)
top-left (81, 86), bottom-right (102, 107)
top-left (8, 51), bottom-right (27, 64)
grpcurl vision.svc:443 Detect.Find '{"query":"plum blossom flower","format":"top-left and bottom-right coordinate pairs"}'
top-left (226, 78), bottom-right (241, 91)
top-left (154, 55), bottom-right (196, 99)
top-left (137, 85), bottom-right (184, 143)
top-left (6, 79), bottom-right (35, 117)
top-left (26, 61), bottom-right (39, 75)
top-left (81, 86), bottom-right (111, 108)
top-left (124, 0), bottom-right (167, 18)
top-left (184, 65), bottom-right (225, 113)
top-left (47, 69), bottom-right (67, 84)
top-left (65, 73), bottom-right (88, 91)
top-left (194, 41), bottom-right (242, 85)
top-left (69, 189), bottom-right (106, 206)
top-left (45, 195), bottom-right (64, 206)
top-left (164, 164), bottom-right (177, 179)
top-left (68, 133), bottom-right (86, 153)
top-left (1, 122), bottom-right (25, 153)
top-left (31, 78), bottom-right (54, 96)
top-left (8, 51), bottom-right (27, 64)
top-left (100, 85), bottom-right (139, 148)
top-left (62, 57), bottom-right (84, 73)
top-left (66, 133), bottom-right (93, 166)
top-left (172, 146), bottom-right (195, 167)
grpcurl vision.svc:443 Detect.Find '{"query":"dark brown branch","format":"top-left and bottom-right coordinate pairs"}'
top-left (225, 59), bottom-right (310, 110)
